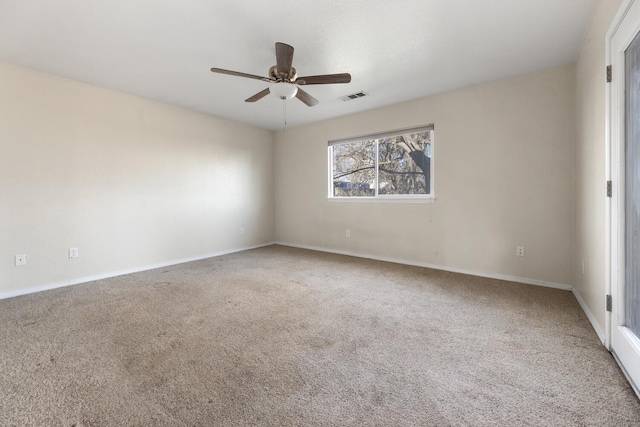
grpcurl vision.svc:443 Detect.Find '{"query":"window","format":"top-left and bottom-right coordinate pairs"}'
top-left (329, 125), bottom-right (434, 201)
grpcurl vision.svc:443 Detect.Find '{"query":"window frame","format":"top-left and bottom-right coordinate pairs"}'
top-left (327, 125), bottom-right (435, 203)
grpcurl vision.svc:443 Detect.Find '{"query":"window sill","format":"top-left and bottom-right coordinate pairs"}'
top-left (327, 196), bottom-right (436, 204)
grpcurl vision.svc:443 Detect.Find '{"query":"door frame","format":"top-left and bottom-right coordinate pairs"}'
top-left (606, 0), bottom-right (640, 397)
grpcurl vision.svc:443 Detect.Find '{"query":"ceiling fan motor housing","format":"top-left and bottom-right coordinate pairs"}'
top-left (269, 65), bottom-right (297, 82)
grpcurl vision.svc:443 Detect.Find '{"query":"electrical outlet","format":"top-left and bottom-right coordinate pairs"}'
top-left (516, 246), bottom-right (525, 257)
top-left (15, 254), bottom-right (27, 266)
top-left (240, 227), bottom-right (245, 235)
top-left (582, 260), bottom-right (585, 275)
top-left (69, 248), bottom-right (79, 259)
top-left (346, 229), bottom-right (351, 238)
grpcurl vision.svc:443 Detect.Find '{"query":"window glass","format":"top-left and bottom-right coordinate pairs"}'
top-left (330, 126), bottom-right (433, 199)
top-left (378, 133), bottom-right (431, 195)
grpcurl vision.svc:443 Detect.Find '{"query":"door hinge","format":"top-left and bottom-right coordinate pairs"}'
top-left (607, 180), bottom-right (612, 197)
top-left (606, 65), bottom-right (612, 83)
top-left (606, 294), bottom-right (612, 312)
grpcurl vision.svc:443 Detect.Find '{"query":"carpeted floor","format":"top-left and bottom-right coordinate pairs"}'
top-left (1, 245), bottom-right (639, 426)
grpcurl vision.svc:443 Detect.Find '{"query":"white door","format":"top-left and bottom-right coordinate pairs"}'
top-left (610, 0), bottom-right (640, 394)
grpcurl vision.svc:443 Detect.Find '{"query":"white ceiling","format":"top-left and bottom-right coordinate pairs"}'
top-left (0, 0), bottom-right (594, 131)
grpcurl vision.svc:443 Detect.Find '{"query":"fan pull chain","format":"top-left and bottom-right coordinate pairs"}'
top-left (282, 99), bottom-right (287, 129)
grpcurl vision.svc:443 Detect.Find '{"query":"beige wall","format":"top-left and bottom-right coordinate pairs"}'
top-left (574, 0), bottom-right (622, 339)
top-left (0, 63), bottom-right (275, 296)
top-left (275, 65), bottom-right (576, 287)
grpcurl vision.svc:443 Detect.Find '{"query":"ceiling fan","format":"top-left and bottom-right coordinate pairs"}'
top-left (210, 42), bottom-right (351, 107)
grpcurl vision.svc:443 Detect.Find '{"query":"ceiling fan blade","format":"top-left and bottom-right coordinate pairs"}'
top-left (295, 87), bottom-right (319, 107)
top-left (210, 68), bottom-right (272, 82)
top-left (245, 88), bottom-right (271, 103)
top-left (275, 42), bottom-right (294, 76)
top-left (296, 73), bottom-right (352, 85)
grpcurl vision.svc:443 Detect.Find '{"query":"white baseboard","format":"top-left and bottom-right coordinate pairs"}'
top-left (0, 242), bottom-right (276, 300)
top-left (571, 286), bottom-right (606, 345)
top-left (274, 241), bottom-right (573, 291)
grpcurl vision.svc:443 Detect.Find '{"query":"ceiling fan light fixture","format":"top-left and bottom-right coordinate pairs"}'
top-left (270, 83), bottom-right (298, 100)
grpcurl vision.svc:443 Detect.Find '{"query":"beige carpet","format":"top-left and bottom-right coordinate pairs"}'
top-left (1, 245), bottom-right (639, 426)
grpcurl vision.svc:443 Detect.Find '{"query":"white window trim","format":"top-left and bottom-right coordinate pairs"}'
top-left (327, 196), bottom-right (436, 204)
top-left (327, 124), bottom-right (435, 202)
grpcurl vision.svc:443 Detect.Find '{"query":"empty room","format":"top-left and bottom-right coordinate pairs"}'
top-left (2, 0), bottom-right (640, 425)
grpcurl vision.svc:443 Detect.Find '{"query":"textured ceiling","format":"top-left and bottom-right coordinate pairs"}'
top-left (0, 0), bottom-right (594, 131)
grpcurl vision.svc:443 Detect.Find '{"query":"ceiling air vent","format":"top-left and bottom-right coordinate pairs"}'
top-left (340, 91), bottom-right (368, 101)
